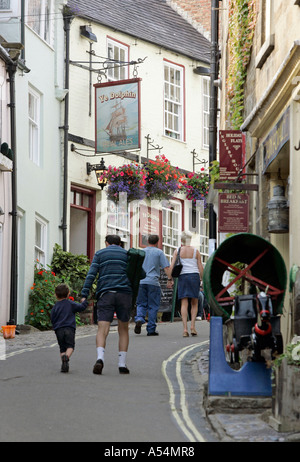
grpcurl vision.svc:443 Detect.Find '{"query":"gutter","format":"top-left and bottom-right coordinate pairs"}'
top-left (61, 12), bottom-right (72, 251)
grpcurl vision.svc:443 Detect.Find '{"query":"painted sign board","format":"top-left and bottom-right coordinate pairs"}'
top-left (219, 130), bottom-right (245, 181)
top-left (218, 193), bottom-right (249, 233)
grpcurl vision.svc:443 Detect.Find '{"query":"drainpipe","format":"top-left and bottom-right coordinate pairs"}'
top-left (7, 59), bottom-right (18, 324)
top-left (208, 0), bottom-right (220, 255)
top-left (20, 0), bottom-right (25, 61)
top-left (61, 12), bottom-right (72, 251)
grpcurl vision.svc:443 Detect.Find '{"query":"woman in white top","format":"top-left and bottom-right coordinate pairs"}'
top-left (170, 231), bottom-right (204, 337)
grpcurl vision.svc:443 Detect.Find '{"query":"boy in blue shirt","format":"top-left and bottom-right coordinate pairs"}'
top-left (51, 283), bottom-right (88, 372)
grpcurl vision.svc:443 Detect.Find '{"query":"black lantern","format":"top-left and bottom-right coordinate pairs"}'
top-left (86, 158), bottom-right (107, 189)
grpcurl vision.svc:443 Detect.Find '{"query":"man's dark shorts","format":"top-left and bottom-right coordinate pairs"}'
top-left (97, 291), bottom-right (132, 323)
top-left (55, 327), bottom-right (76, 353)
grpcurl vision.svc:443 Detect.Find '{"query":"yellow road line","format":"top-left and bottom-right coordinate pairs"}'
top-left (162, 341), bottom-right (208, 443)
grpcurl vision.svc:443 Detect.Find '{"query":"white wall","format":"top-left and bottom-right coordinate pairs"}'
top-left (14, 4), bottom-right (66, 323)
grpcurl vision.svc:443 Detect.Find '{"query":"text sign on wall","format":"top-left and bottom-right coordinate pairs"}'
top-left (95, 78), bottom-right (141, 153)
top-left (262, 106), bottom-right (290, 173)
top-left (139, 204), bottom-right (162, 247)
top-left (219, 130), bottom-right (245, 181)
top-left (218, 193), bottom-right (249, 233)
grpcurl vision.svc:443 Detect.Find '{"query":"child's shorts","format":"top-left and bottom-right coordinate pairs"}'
top-left (55, 327), bottom-right (76, 353)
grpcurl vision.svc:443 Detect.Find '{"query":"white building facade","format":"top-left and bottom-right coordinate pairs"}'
top-left (0, 0), bottom-right (67, 324)
top-left (66, 0), bottom-right (211, 264)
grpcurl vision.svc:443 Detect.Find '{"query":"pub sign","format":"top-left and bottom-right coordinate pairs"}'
top-left (95, 78), bottom-right (141, 153)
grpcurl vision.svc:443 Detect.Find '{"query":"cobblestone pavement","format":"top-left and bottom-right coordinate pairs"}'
top-left (1, 322), bottom-right (300, 443)
top-left (197, 349), bottom-right (300, 443)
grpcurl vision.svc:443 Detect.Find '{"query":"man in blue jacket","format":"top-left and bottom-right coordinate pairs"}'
top-left (81, 235), bottom-right (132, 375)
top-left (134, 235), bottom-right (172, 336)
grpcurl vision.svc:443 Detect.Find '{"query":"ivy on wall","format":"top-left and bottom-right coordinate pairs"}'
top-left (227, 0), bottom-right (257, 129)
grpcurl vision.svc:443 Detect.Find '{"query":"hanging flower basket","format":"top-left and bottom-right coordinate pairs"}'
top-left (101, 163), bottom-right (147, 202)
top-left (99, 156), bottom-right (210, 205)
top-left (183, 169), bottom-right (210, 208)
top-left (144, 154), bottom-right (184, 201)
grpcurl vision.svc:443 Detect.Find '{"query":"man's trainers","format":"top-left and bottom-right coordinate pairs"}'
top-left (93, 359), bottom-right (104, 375)
top-left (134, 321), bottom-right (142, 334)
top-left (119, 366), bottom-right (130, 374)
top-left (147, 331), bottom-right (159, 336)
top-left (61, 354), bottom-right (69, 373)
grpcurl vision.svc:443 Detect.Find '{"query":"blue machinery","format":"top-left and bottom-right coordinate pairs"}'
top-left (203, 233), bottom-right (287, 397)
top-left (209, 317), bottom-right (272, 396)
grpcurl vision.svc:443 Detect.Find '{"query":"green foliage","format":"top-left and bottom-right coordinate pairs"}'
top-left (227, 0), bottom-right (257, 128)
top-left (26, 245), bottom-right (95, 331)
top-left (51, 244), bottom-right (95, 300)
top-left (209, 160), bottom-right (220, 184)
top-left (273, 337), bottom-right (300, 370)
top-left (26, 263), bottom-right (59, 330)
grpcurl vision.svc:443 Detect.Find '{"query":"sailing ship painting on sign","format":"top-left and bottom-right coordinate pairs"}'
top-left (95, 78), bottom-right (141, 153)
top-left (106, 101), bottom-right (127, 142)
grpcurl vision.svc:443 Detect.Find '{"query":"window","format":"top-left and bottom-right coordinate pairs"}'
top-left (164, 61), bottom-right (184, 141)
top-left (203, 77), bottom-right (210, 149)
top-left (0, 1), bottom-right (10, 9)
top-left (26, 0), bottom-right (53, 44)
top-left (28, 88), bottom-right (40, 165)
top-left (70, 186), bottom-right (96, 259)
top-left (35, 216), bottom-right (47, 265)
top-left (107, 37), bottom-right (129, 81)
top-left (162, 200), bottom-right (182, 261)
top-left (107, 199), bottom-right (130, 249)
top-left (256, 0), bottom-right (274, 69)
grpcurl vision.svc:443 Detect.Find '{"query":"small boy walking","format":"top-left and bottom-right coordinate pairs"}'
top-left (51, 283), bottom-right (88, 372)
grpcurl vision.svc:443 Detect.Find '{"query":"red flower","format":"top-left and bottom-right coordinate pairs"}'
top-left (69, 296), bottom-right (74, 301)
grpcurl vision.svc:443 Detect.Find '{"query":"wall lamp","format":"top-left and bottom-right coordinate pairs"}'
top-left (86, 158), bottom-right (107, 189)
top-left (80, 25), bottom-right (97, 43)
top-left (193, 66), bottom-right (210, 76)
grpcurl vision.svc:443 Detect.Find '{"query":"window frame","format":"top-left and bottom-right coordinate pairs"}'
top-left (162, 199), bottom-right (182, 261)
top-left (28, 87), bottom-right (41, 166)
top-left (70, 185), bottom-right (96, 260)
top-left (0, 0), bottom-right (11, 10)
top-left (107, 199), bottom-right (130, 249)
top-left (163, 60), bottom-right (185, 142)
top-left (106, 36), bottom-right (129, 82)
top-left (26, 0), bottom-right (54, 45)
top-left (35, 215), bottom-right (47, 266)
top-left (255, 0), bottom-right (275, 69)
top-left (202, 77), bottom-right (210, 149)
